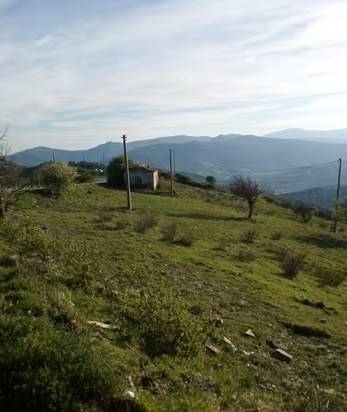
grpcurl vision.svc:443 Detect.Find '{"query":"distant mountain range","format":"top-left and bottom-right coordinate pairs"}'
top-left (10, 130), bottom-right (347, 194)
top-left (266, 128), bottom-right (347, 143)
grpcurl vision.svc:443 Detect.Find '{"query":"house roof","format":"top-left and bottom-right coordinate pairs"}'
top-left (130, 164), bottom-right (157, 172)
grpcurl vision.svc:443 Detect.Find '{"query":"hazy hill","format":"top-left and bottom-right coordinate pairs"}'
top-left (266, 128), bottom-right (347, 143)
top-left (280, 185), bottom-right (347, 210)
top-left (256, 161), bottom-right (347, 194)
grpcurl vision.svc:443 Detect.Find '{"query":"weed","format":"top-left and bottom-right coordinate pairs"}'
top-left (316, 268), bottom-right (346, 288)
top-left (161, 222), bottom-right (177, 241)
top-left (176, 232), bottom-right (194, 247)
top-left (237, 249), bottom-right (256, 262)
top-left (271, 231), bottom-right (282, 240)
top-left (278, 249), bottom-right (305, 278)
top-left (241, 229), bottom-right (257, 243)
top-left (134, 213), bottom-right (157, 234)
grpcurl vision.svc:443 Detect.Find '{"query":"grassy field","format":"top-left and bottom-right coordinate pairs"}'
top-left (0, 179), bottom-right (346, 411)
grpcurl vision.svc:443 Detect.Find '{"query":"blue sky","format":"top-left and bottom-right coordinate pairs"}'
top-left (1, 0), bottom-right (347, 151)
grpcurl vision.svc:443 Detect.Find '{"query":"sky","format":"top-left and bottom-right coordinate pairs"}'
top-left (0, 0), bottom-right (347, 152)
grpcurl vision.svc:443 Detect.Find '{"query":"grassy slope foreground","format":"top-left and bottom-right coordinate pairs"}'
top-left (0, 180), bottom-right (346, 411)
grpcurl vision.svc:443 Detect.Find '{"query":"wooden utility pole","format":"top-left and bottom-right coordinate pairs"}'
top-left (170, 149), bottom-right (174, 198)
top-left (333, 158), bottom-right (342, 232)
top-left (173, 149), bottom-right (176, 176)
top-left (52, 152), bottom-right (56, 162)
top-left (122, 134), bottom-right (132, 211)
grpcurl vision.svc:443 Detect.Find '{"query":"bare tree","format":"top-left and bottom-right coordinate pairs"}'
top-left (230, 176), bottom-right (263, 219)
top-left (0, 129), bottom-right (30, 217)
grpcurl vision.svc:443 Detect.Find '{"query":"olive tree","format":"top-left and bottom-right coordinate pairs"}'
top-left (38, 162), bottom-right (76, 196)
top-left (230, 176), bottom-right (263, 219)
top-left (106, 156), bottom-right (135, 187)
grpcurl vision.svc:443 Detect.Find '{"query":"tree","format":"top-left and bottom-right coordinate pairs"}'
top-left (206, 175), bottom-right (216, 188)
top-left (106, 156), bottom-right (135, 188)
top-left (0, 129), bottom-right (30, 218)
top-left (293, 203), bottom-right (315, 223)
top-left (230, 176), bottom-right (263, 219)
top-left (38, 163), bottom-right (76, 196)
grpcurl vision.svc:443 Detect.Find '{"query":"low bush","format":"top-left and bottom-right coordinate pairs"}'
top-left (117, 288), bottom-right (205, 357)
top-left (161, 222), bottom-right (177, 241)
top-left (316, 268), bottom-right (346, 288)
top-left (176, 232), bottom-right (194, 247)
top-left (278, 249), bottom-right (305, 279)
top-left (0, 254), bottom-right (18, 267)
top-left (0, 317), bottom-right (124, 411)
top-left (96, 207), bottom-right (114, 223)
top-left (134, 213), bottom-right (157, 234)
top-left (271, 231), bottom-right (282, 241)
top-left (241, 229), bottom-right (257, 243)
top-left (237, 249), bottom-right (256, 262)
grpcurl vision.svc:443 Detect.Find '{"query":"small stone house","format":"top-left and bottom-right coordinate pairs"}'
top-left (127, 164), bottom-right (159, 191)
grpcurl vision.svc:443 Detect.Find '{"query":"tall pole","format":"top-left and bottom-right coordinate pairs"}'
top-left (170, 149), bottom-right (174, 198)
top-left (122, 134), bottom-right (132, 211)
top-left (173, 149), bottom-right (176, 176)
top-left (333, 158), bottom-right (342, 232)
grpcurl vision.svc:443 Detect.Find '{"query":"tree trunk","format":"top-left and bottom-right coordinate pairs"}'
top-left (247, 201), bottom-right (254, 219)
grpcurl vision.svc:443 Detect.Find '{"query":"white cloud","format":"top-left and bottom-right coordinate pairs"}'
top-left (0, 0), bottom-right (347, 151)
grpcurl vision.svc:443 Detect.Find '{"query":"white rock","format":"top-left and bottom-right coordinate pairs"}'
top-left (87, 321), bottom-right (116, 330)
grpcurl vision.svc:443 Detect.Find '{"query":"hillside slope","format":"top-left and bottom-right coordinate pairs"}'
top-left (0, 181), bottom-right (346, 411)
top-left (280, 185), bottom-right (347, 210)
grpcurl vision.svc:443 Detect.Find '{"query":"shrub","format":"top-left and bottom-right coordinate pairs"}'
top-left (161, 222), bottom-right (177, 241)
top-left (96, 207), bottom-right (113, 223)
top-left (38, 163), bottom-right (76, 196)
top-left (316, 268), bottom-right (346, 288)
top-left (278, 250), bottom-right (305, 279)
top-left (237, 249), bottom-right (256, 262)
top-left (118, 288), bottom-right (205, 357)
top-left (0, 254), bottom-right (18, 267)
top-left (106, 156), bottom-right (135, 187)
top-left (176, 232), bottom-right (194, 247)
top-left (271, 231), bottom-right (282, 241)
top-left (134, 214), bottom-right (157, 234)
top-left (0, 317), bottom-right (124, 411)
top-left (241, 229), bottom-right (257, 243)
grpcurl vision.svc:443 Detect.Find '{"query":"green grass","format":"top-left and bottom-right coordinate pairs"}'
top-left (0, 180), bottom-right (346, 411)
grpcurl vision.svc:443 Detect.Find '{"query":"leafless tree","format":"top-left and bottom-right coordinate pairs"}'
top-left (230, 176), bottom-right (263, 219)
top-left (0, 129), bottom-right (30, 217)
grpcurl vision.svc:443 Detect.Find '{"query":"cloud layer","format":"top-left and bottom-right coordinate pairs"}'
top-left (0, 0), bottom-right (347, 151)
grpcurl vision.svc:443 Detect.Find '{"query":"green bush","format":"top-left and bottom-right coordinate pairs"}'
top-left (106, 156), bottom-right (135, 187)
top-left (237, 249), bottom-right (256, 262)
top-left (0, 316), bottom-right (124, 412)
top-left (316, 268), bottom-right (346, 288)
top-left (118, 288), bottom-right (205, 357)
top-left (38, 163), bottom-right (76, 196)
top-left (176, 232), bottom-right (194, 247)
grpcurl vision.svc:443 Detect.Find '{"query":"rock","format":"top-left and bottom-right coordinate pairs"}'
top-left (223, 337), bottom-right (237, 352)
top-left (245, 329), bottom-right (256, 338)
top-left (206, 344), bottom-right (221, 355)
top-left (87, 321), bottom-right (116, 330)
top-left (242, 350), bottom-right (255, 356)
top-left (272, 348), bottom-right (293, 363)
top-left (215, 318), bottom-right (224, 327)
top-left (125, 390), bottom-right (136, 399)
